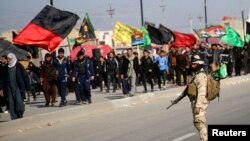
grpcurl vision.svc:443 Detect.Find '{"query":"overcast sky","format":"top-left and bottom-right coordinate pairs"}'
top-left (0, 0), bottom-right (249, 33)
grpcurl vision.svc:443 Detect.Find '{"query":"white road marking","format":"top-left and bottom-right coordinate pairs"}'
top-left (176, 93), bottom-right (181, 96)
top-left (172, 133), bottom-right (196, 141)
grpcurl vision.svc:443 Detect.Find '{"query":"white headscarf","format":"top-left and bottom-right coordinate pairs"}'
top-left (7, 53), bottom-right (17, 67)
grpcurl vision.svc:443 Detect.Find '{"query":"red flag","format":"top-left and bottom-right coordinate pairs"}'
top-left (13, 5), bottom-right (79, 52)
top-left (173, 31), bottom-right (197, 47)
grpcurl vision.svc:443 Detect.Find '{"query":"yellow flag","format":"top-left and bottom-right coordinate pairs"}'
top-left (113, 21), bottom-right (142, 43)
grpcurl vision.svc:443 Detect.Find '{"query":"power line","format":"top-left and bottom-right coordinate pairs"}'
top-left (189, 15), bottom-right (193, 33)
top-left (159, 0), bottom-right (166, 25)
top-left (197, 15), bottom-right (204, 25)
top-left (107, 4), bottom-right (115, 18)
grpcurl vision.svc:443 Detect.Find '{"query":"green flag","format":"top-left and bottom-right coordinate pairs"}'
top-left (140, 26), bottom-right (151, 47)
top-left (213, 64), bottom-right (228, 79)
top-left (221, 26), bottom-right (244, 47)
top-left (247, 34), bottom-right (250, 43)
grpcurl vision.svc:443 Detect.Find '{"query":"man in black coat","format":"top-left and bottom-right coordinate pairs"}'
top-left (176, 49), bottom-right (188, 86)
top-left (106, 52), bottom-right (118, 93)
top-left (95, 56), bottom-right (107, 92)
top-left (0, 55), bottom-right (8, 113)
top-left (140, 49), bottom-right (154, 93)
top-left (223, 45), bottom-right (235, 77)
top-left (233, 47), bottom-right (243, 76)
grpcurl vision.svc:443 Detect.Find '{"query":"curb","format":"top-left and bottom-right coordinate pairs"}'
top-left (0, 89), bottom-right (180, 137)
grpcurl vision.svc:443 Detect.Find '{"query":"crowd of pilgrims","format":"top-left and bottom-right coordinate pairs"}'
top-left (1, 42), bottom-right (250, 120)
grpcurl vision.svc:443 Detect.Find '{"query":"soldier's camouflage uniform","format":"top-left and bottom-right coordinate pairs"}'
top-left (188, 71), bottom-right (208, 141)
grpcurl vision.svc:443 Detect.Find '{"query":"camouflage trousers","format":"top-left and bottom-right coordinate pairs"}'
top-left (191, 101), bottom-right (209, 141)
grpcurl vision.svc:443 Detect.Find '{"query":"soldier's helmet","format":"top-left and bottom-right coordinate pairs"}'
top-left (191, 55), bottom-right (204, 65)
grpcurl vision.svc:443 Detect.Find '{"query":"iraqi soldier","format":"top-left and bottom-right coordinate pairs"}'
top-left (187, 55), bottom-right (209, 141)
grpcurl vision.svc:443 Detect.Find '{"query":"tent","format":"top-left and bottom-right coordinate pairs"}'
top-left (97, 45), bottom-right (112, 58)
top-left (0, 40), bottom-right (29, 60)
top-left (70, 45), bottom-right (97, 61)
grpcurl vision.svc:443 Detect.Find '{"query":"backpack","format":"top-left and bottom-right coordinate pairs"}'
top-left (206, 74), bottom-right (220, 101)
top-left (187, 72), bottom-right (220, 101)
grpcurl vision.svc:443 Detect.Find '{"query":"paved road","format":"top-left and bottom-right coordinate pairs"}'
top-left (1, 76), bottom-right (250, 141)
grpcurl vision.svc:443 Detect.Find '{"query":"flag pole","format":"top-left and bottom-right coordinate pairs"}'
top-left (137, 45), bottom-right (140, 58)
top-left (242, 10), bottom-right (246, 42)
top-left (66, 36), bottom-right (72, 53)
top-left (39, 48), bottom-right (43, 63)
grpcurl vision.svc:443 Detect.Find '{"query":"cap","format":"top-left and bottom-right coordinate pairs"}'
top-left (191, 55), bottom-right (204, 65)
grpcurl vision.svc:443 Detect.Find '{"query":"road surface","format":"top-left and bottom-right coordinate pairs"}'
top-left (1, 76), bottom-right (250, 141)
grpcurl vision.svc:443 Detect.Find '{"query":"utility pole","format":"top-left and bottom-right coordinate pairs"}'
top-left (107, 4), bottom-right (115, 18)
top-left (140, 0), bottom-right (144, 26)
top-left (204, 0), bottom-right (208, 43)
top-left (189, 15), bottom-right (193, 33)
top-left (197, 15), bottom-right (204, 26)
top-left (106, 4), bottom-right (115, 50)
top-left (241, 0), bottom-right (246, 42)
top-left (159, 0), bottom-right (166, 25)
top-left (50, 0), bottom-right (53, 6)
top-left (204, 0), bottom-right (208, 28)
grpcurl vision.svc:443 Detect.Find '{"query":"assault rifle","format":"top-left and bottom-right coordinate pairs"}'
top-left (166, 87), bottom-right (188, 110)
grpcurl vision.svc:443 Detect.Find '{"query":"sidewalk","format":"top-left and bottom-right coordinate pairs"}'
top-left (0, 84), bottom-right (176, 122)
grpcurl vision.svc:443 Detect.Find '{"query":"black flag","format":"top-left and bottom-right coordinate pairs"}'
top-left (145, 22), bottom-right (175, 45)
top-left (246, 21), bottom-right (250, 43)
top-left (76, 13), bottom-right (96, 44)
top-left (145, 23), bottom-right (163, 45)
top-left (159, 24), bottom-right (175, 44)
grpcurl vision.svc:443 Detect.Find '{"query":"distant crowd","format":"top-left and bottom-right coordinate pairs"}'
top-left (1, 42), bottom-right (250, 120)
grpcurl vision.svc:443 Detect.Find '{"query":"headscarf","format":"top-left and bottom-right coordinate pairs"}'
top-left (7, 53), bottom-right (17, 67)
